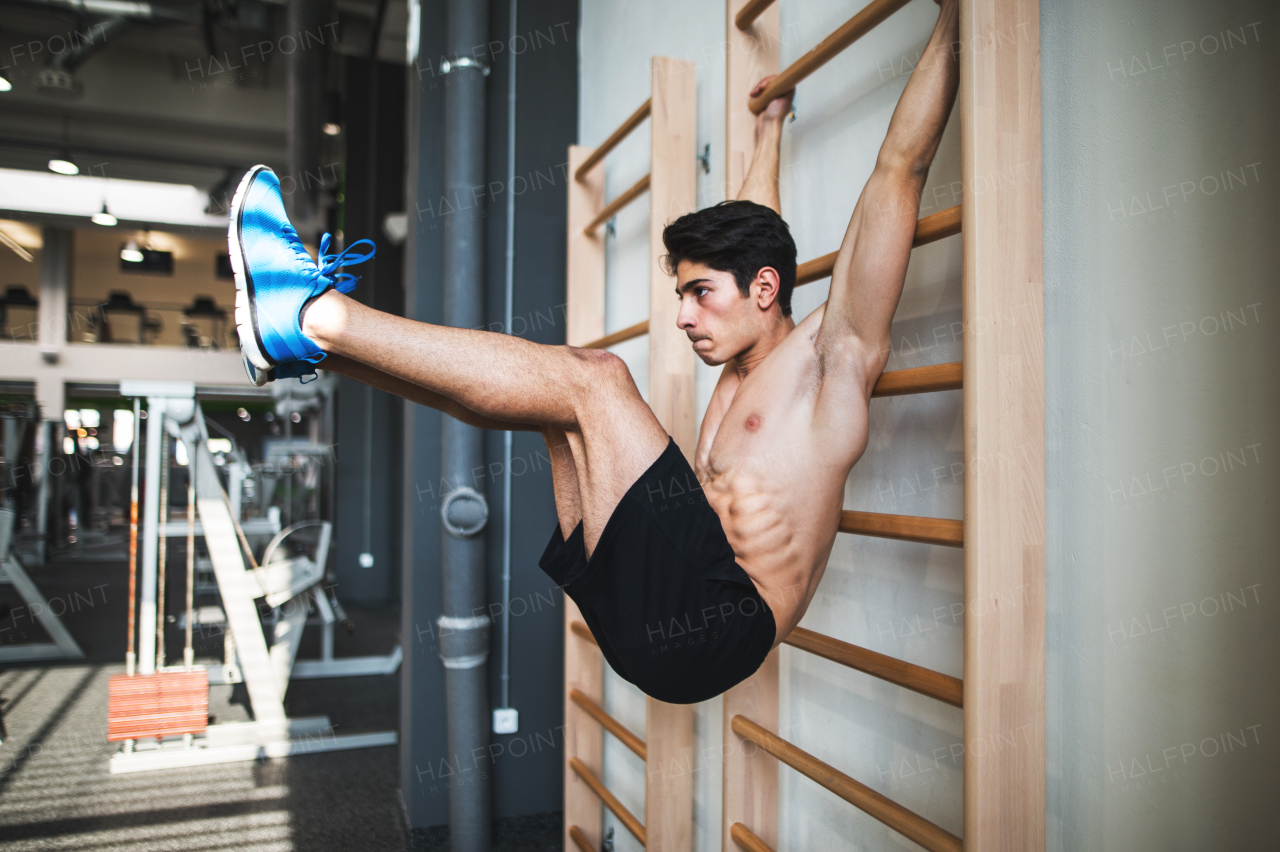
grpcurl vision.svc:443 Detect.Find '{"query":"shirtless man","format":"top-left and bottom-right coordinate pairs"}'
top-left (227, 0), bottom-right (958, 704)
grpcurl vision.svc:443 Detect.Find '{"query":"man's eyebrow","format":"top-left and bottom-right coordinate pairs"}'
top-left (676, 278), bottom-right (711, 294)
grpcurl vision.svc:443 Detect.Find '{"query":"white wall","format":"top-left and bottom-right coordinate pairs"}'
top-left (1042, 0), bottom-right (1279, 849)
top-left (580, 0), bottom-right (1277, 849)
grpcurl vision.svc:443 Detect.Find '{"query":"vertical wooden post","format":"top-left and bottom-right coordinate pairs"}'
top-left (646, 55), bottom-right (698, 852)
top-left (959, 0), bottom-right (1046, 849)
top-left (722, 4), bottom-right (780, 850)
top-left (567, 146), bottom-right (607, 349)
top-left (647, 56), bottom-right (699, 460)
top-left (725, 0), bottom-right (780, 200)
top-left (564, 144), bottom-right (606, 851)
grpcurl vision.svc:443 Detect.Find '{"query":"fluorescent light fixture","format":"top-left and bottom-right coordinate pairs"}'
top-left (64, 409), bottom-right (81, 430)
top-left (48, 158), bottom-right (79, 175)
top-left (0, 73), bottom-right (12, 93)
top-left (79, 409), bottom-right (100, 428)
top-left (120, 239), bottom-right (144, 263)
top-left (322, 122), bottom-right (341, 136)
top-left (207, 438), bottom-right (233, 454)
top-left (1, 167), bottom-right (227, 229)
top-left (91, 203), bottom-right (117, 226)
top-left (63, 436), bottom-right (75, 455)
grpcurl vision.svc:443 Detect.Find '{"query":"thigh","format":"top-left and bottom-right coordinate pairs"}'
top-left (562, 361), bottom-right (670, 556)
top-left (541, 427), bottom-right (582, 539)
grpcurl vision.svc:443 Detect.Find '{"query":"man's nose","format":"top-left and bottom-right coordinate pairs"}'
top-left (676, 298), bottom-right (696, 330)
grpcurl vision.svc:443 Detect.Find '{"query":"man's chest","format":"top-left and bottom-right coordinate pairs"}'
top-left (698, 351), bottom-right (823, 483)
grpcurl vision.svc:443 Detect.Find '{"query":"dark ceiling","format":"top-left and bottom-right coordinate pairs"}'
top-left (0, 0), bottom-right (407, 198)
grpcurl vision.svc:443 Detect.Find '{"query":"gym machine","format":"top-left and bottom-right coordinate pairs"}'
top-left (107, 381), bottom-right (398, 773)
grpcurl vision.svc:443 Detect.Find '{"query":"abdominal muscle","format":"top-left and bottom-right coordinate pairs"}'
top-left (696, 323), bottom-right (867, 646)
top-left (704, 468), bottom-right (843, 647)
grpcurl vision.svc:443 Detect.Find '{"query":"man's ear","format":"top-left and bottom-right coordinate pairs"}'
top-left (753, 267), bottom-right (781, 312)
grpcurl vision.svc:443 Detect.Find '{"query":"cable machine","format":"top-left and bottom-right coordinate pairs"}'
top-left (106, 381), bottom-right (399, 773)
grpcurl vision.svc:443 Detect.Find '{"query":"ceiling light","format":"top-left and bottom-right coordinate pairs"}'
top-left (48, 158), bottom-right (79, 175)
top-left (119, 239), bottom-right (144, 263)
top-left (0, 72), bottom-right (12, 93)
top-left (91, 203), bottom-right (117, 227)
top-left (322, 122), bottom-right (341, 136)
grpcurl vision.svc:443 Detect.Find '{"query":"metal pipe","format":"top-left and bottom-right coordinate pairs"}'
top-left (361, 4), bottom-right (384, 573)
top-left (438, 0), bottom-right (491, 848)
top-left (499, 0), bottom-right (518, 720)
top-left (285, 0), bottom-right (325, 230)
top-left (155, 421), bottom-right (170, 670)
top-left (126, 398), bottom-right (139, 676)
top-left (138, 399), bottom-right (163, 674)
top-left (184, 434), bottom-right (195, 670)
top-left (4, 0), bottom-right (199, 24)
top-left (35, 421), bottom-right (49, 565)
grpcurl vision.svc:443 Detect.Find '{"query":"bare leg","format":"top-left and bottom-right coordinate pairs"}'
top-left (304, 292), bottom-right (668, 552)
top-left (321, 353), bottom-right (539, 433)
top-left (541, 426), bottom-right (583, 539)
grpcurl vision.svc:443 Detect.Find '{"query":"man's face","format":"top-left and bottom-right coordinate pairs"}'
top-left (674, 260), bottom-right (763, 366)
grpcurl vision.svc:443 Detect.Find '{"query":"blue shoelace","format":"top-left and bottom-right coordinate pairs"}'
top-left (317, 233), bottom-right (377, 292)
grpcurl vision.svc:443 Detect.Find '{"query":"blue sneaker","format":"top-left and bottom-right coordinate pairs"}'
top-left (239, 350), bottom-right (322, 386)
top-left (227, 165), bottom-right (375, 385)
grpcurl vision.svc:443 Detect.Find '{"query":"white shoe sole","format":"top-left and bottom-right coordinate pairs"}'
top-left (227, 165), bottom-right (273, 386)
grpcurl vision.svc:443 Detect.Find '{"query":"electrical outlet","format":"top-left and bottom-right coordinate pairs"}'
top-left (492, 707), bottom-right (518, 734)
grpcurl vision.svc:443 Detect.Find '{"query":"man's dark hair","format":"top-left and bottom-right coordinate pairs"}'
top-left (661, 200), bottom-right (797, 318)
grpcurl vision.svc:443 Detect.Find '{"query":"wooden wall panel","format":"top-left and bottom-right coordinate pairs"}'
top-left (725, 0), bottom-right (780, 201)
top-left (647, 56), bottom-right (699, 459)
top-left (645, 54), bottom-right (699, 852)
top-left (564, 144), bottom-right (606, 851)
top-left (722, 4), bottom-right (781, 851)
top-left (959, 0), bottom-right (1046, 848)
top-left (567, 145), bottom-right (607, 348)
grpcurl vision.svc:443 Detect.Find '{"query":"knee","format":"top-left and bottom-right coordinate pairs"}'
top-left (567, 347), bottom-right (635, 394)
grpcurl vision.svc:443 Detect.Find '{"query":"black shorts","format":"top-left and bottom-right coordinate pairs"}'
top-left (539, 437), bottom-right (776, 704)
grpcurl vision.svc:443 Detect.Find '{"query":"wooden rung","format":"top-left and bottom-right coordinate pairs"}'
top-left (575, 99), bottom-right (652, 180)
top-left (570, 688), bottom-right (648, 760)
top-left (734, 0), bottom-right (776, 30)
top-left (797, 205), bottom-right (962, 286)
top-left (749, 0), bottom-right (914, 114)
top-left (570, 619), bottom-right (598, 645)
top-left (839, 510), bottom-right (963, 547)
top-left (872, 361), bottom-right (961, 397)
top-left (569, 756), bottom-right (647, 846)
top-left (730, 716), bottom-right (962, 852)
top-left (584, 173), bottom-right (651, 234)
top-left (784, 626), bottom-right (963, 707)
top-left (568, 825), bottom-right (595, 852)
top-left (730, 822), bottom-right (776, 852)
top-left (580, 320), bottom-right (649, 351)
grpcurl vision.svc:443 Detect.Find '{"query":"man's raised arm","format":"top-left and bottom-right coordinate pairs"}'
top-left (819, 0), bottom-right (959, 394)
top-left (736, 77), bottom-right (794, 213)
